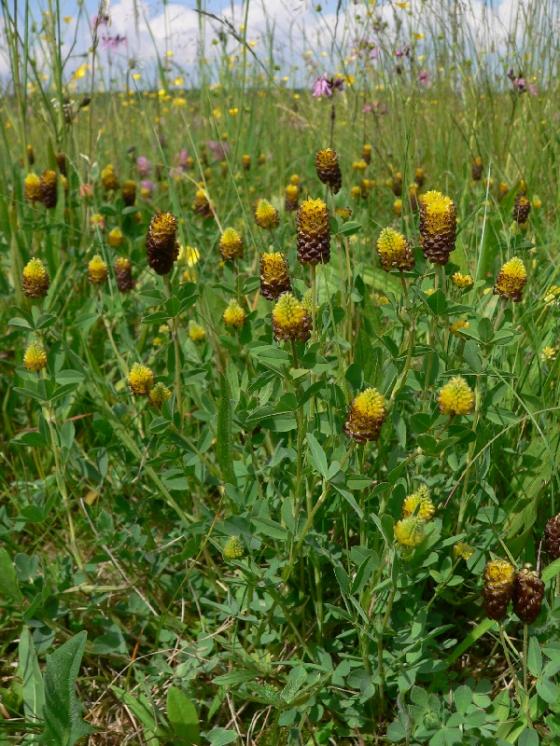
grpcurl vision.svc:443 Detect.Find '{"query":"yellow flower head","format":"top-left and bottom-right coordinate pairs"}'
top-left (449, 319), bottom-right (470, 336)
top-left (223, 299), bottom-right (246, 328)
top-left (352, 159), bottom-right (368, 172)
top-left (362, 143), bottom-right (372, 163)
top-left (376, 227), bottom-right (414, 271)
top-left (272, 293), bottom-right (311, 342)
top-left (255, 199), bottom-right (279, 229)
top-left (315, 148), bottom-right (342, 193)
top-left (22, 258), bottom-right (49, 298)
top-left (285, 184), bottom-right (299, 201)
top-left (101, 163), bottom-right (119, 191)
top-left (149, 382), bottom-right (172, 407)
top-left (351, 185), bottom-right (362, 200)
top-left (223, 535), bottom-right (244, 560)
top-left (395, 516), bottom-right (425, 548)
top-left (453, 542), bottom-right (474, 560)
top-left (484, 559), bottom-right (515, 586)
top-left (415, 167), bottom-right (426, 185)
top-left (289, 174), bottom-right (300, 186)
top-left (24, 342), bottom-right (47, 372)
top-left (438, 376), bottom-right (475, 416)
top-left (542, 346), bottom-right (557, 362)
top-left (544, 285), bottom-right (560, 305)
top-left (88, 255), bottom-right (108, 284)
top-left (260, 252), bottom-right (292, 300)
top-left (419, 190), bottom-right (455, 235)
top-left (451, 272), bottom-right (473, 289)
top-left (128, 364), bottom-right (154, 396)
top-left (242, 154), bottom-right (252, 169)
top-left (108, 227), bottom-right (124, 248)
top-left (344, 388), bottom-right (386, 442)
top-left (403, 485), bottom-right (435, 521)
top-left (393, 198), bottom-right (403, 216)
top-left (494, 257), bottom-right (527, 301)
top-left (219, 227), bottom-right (243, 261)
top-left (188, 321), bottom-right (206, 342)
top-left (297, 198), bottom-right (329, 236)
top-left (24, 172), bottom-right (42, 203)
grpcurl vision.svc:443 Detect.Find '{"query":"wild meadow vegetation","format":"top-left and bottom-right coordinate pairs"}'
top-left (1, 0), bottom-right (560, 743)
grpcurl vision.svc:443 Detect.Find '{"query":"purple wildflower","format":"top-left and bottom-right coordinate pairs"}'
top-left (312, 74), bottom-right (333, 97)
top-left (206, 140), bottom-right (230, 161)
top-left (176, 149), bottom-right (190, 170)
top-left (101, 34), bottom-right (127, 50)
top-left (140, 180), bottom-right (155, 198)
top-left (418, 69), bottom-right (430, 86)
top-left (136, 156), bottom-right (151, 177)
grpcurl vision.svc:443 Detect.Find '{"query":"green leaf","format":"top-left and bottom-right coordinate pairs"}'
top-left (306, 433), bottom-right (329, 479)
top-left (42, 631), bottom-right (91, 746)
top-left (527, 637), bottom-right (542, 677)
top-left (18, 627), bottom-right (45, 737)
top-left (166, 687), bottom-right (200, 745)
top-left (205, 728), bottom-right (237, 746)
top-left (0, 548), bottom-right (23, 602)
top-left (216, 370), bottom-right (237, 487)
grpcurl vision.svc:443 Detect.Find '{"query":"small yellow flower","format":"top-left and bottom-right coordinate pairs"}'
top-left (223, 299), bottom-right (246, 329)
top-left (544, 285), bottom-right (560, 305)
top-left (88, 255), bottom-right (108, 284)
top-left (451, 272), bottom-right (474, 289)
top-left (101, 163), bottom-right (119, 191)
top-left (219, 227), bottom-right (243, 261)
top-left (352, 159), bottom-right (368, 172)
top-left (420, 190), bottom-right (455, 235)
top-left (403, 485), bottom-right (435, 521)
top-left (395, 516), bottom-right (425, 548)
top-left (228, 107), bottom-right (239, 116)
top-left (449, 319), bottom-right (470, 336)
top-left (542, 346), bottom-right (557, 362)
top-left (128, 363), bottom-right (154, 395)
top-left (149, 382), bottom-right (172, 407)
top-left (494, 257), bottom-right (527, 302)
top-left (438, 376), bottom-right (475, 416)
top-left (272, 293), bottom-right (311, 342)
top-left (107, 227), bottom-right (124, 248)
top-left (453, 542), bottom-right (474, 560)
top-left (393, 198), bottom-right (402, 216)
top-left (223, 535), bottom-right (244, 560)
top-left (189, 321), bottom-right (206, 342)
top-left (255, 199), bottom-right (279, 230)
top-left (173, 97), bottom-right (187, 108)
top-left (376, 227), bottom-right (414, 271)
top-left (24, 172), bottom-right (42, 203)
top-left (24, 342), bottom-right (47, 372)
top-left (90, 213), bottom-right (105, 230)
top-left (532, 196), bottom-right (542, 209)
top-left (22, 258), bottom-right (49, 298)
top-left (344, 388), bottom-right (386, 442)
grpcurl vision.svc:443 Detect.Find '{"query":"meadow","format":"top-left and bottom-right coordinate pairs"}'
top-left (1, 0), bottom-right (560, 743)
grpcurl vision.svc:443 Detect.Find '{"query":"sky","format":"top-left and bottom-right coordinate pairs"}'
top-left (0, 0), bottom-right (548, 86)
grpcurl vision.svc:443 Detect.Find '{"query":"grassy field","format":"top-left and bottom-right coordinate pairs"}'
top-left (1, 0), bottom-right (560, 743)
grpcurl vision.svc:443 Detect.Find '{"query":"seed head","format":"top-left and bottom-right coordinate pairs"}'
top-left (494, 256), bottom-right (527, 302)
top-left (483, 559), bottom-right (515, 620)
top-left (376, 227), bottom-right (414, 271)
top-left (315, 148), bottom-right (342, 193)
top-left (415, 167), bottom-right (426, 186)
top-left (146, 212), bottom-right (179, 275)
top-left (471, 156), bottom-right (483, 181)
top-left (219, 227), bottom-right (243, 261)
top-left (544, 514), bottom-right (560, 559)
top-left (193, 188), bottom-right (213, 218)
top-left (260, 252), bottom-right (292, 300)
top-left (513, 566), bottom-right (544, 624)
top-left (513, 194), bottom-right (531, 225)
top-left (272, 293), bottom-right (312, 342)
top-left (391, 171), bottom-right (403, 196)
top-left (344, 388), bottom-right (386, 442)
top-left (22, 258), bottom-right (50, 298)
top-left (24, 342), bottom-right (47, 372)
top-left (242, 154), bottom-right (251, 170)
top-left (128, 363), bottom-right (154, 395)
top-left (40, 170), bottom-right (58, 208)
top-left (122, 179), bottom-right (136, 206)
top-left (255, 199), bottom-right (279, 229)
top-left (395, 516), bottom-right (425, 548)
top-left (114, 257), bottom-right (135, 292)
top-left (362, 143), bottom-right (372, 164)
top-left (438, 376), bottom-right (475, 416)
top-left (223, 299), bottom-right (246, 328)
top-left (419, 190), bottom-right (456, 264)
top-left (88, 254), bottom-right (108, 284)
top-left (296, 198), bottom-right (330, 265)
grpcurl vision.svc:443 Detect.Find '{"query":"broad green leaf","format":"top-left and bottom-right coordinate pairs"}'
top-left (166, 687), bottom-right (200, 745)
top-left (18, 627), bottom-right (45, 738)
top-left (306, 433), bottom-right (329, 479)
top-left (43, 631), bottom-right (90, 746)
top-left (0, 548), bottom-right (23, 602)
